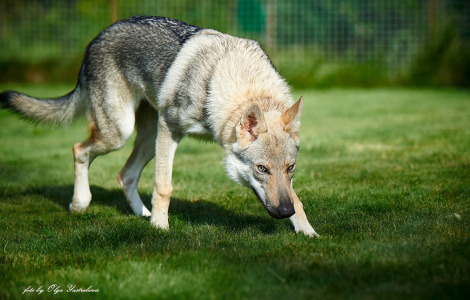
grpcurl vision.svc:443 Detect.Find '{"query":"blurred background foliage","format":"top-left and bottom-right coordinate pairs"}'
top-left (0, 0), bottom-right (468, 88)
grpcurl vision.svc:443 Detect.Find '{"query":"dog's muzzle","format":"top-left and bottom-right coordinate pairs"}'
top-left (251, 187), bottom-right (295, 219)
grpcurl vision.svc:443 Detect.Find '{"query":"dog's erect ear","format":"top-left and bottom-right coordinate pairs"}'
top-left (281, 97), bottom-right (303, 136)
top-left (236, 102), bottom-right (267, 146)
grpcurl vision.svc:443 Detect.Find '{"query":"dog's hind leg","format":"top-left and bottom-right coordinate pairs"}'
top-left (150, 115), bottom-right (181, 230)
top-left (70, 137), bottom-right (96, 212)
top-left (69, 89), bottom-right (137, 213)
top-left (117, 102), bottom-right (157, 216)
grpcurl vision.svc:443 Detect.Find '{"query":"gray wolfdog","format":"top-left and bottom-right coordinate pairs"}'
top-left (0, 16), bottom-right (318, 237)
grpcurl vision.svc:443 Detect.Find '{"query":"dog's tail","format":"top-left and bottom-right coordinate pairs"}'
top-left (0, 85), bottom-right (86, 126)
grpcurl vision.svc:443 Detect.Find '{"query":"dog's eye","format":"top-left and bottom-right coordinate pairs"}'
top-left (287, 163), bottom-right (296, 172)
top-left (257, 165), bottom-right (268, 173)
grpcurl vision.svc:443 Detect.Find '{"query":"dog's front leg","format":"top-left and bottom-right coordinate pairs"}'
top-left (151, 116), bottom-right (180, 230)
top-left (290, 190), bottom-right (319, 237)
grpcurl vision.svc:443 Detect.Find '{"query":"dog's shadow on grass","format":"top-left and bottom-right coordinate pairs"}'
top-left (26, 184), bottom-right (280, 234)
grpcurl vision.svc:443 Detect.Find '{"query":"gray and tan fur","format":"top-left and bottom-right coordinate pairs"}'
top-left (0, 16), bottom-right (318, 237)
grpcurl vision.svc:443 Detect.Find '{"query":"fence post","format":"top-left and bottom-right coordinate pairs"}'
top-left (428, 0), bottom-right (437, 40)
top-left (265, 0), bottom-right (276, 53)
top-left (110, 0), bottom-right (119, 24)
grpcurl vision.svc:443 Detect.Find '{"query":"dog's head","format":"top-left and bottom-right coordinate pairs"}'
top-left (225, 98), bottom-right (303, 219)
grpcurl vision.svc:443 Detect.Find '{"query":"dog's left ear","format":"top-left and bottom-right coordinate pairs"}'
top-left (236, 102), bottom-right (267, 147)
top-left (282, 97), bottom-right (303, 136)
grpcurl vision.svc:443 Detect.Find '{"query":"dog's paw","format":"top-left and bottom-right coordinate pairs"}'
top-left (302, 229), bottom-right (320, 238)
top-left (142, 208), bottom-right (151, 217)
top-left (69, 201), bottom-right (88, 213)
top-left (290, 217), bottom-right (320, 238)
top-left (295, 224), bottom-right (320, 238)
top-left (151, 216), bottom-right (169, 230)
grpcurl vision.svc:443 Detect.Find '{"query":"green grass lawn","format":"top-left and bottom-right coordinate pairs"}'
top-left (0, 85), bottom-right (469, 299)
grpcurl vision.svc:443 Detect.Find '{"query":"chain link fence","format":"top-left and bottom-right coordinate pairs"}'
top-left (0, 0), bottom-right (468, 86)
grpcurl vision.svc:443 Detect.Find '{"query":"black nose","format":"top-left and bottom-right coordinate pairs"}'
top-left (277, 202), bottom-right (295, 218)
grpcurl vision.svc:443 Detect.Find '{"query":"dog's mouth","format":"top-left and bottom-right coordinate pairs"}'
top-left (251, 187), bottom-right (282, 219)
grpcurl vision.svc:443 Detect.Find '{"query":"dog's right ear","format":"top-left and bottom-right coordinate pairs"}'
top-left (236, 102), bottom-right (267, 147)
top-left (281, 97), bottom-right (303, 137)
